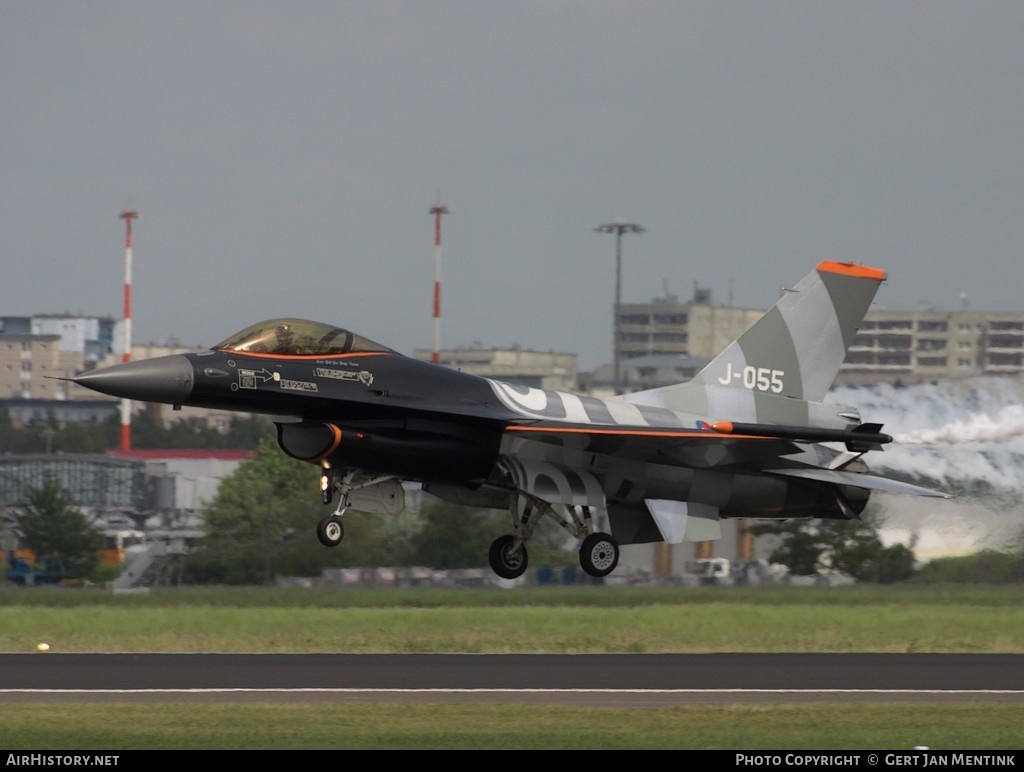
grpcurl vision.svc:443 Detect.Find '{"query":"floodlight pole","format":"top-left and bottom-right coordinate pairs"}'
top-left (430, 204), bottom-right (449, 365)
top-left (594, 220), bottom-right (645, 394)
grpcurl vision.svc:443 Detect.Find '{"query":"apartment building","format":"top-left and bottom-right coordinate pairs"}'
top-left (842, 308), bottom-right (1024, 385)
top-left (609, 293), bottom-right (1024, 390)
top-left (0, 314), bottom-right (121, 403)
top-left (411, 345), bottom-right (578, 392)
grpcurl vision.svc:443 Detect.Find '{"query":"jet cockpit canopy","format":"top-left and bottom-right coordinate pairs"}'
top-left (213, 318), bottom-right (396, 356)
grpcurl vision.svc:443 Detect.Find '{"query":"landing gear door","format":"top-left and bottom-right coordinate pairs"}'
top-left (347, 478), bottom-right (405, 516)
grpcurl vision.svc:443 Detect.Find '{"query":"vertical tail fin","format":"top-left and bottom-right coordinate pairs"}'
top-left (694, 260), bottom-right (885, 402)
top-left (626, 261), bottom-right (886, 424)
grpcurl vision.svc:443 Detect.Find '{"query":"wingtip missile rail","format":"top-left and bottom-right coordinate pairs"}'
top-left (710, 421), bottom-right (893, 452)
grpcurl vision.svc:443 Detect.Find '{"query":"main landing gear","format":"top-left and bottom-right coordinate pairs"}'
top-left (487, 492), bottom-right (620, 581)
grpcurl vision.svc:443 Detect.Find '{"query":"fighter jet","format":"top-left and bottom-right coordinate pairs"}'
top-left (72, 260), bottom-right (950, 579)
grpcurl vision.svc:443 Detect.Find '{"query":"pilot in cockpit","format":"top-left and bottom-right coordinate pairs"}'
top-left (273, 324), bottom-right (295, 354)
top-left (294, 334), bottom-right (316, 355)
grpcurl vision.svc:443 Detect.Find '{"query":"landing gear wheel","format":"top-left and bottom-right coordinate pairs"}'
top-left (579, 532), bottom-right (619, 577)
top-left (316, 515), bottom-right (345, 547)
top-left (489, 534), bottom-right (528, 580)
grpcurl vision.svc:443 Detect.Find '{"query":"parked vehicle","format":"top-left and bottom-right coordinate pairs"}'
top-left (5, 553), bottom-right (66, 586)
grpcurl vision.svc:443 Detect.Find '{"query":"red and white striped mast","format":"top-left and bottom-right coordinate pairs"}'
top-left (429, 203), bottom-right (449, 365)
top-left (118, 209), bottom-right (138, 452)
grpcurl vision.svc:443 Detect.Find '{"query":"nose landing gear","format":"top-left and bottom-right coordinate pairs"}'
top-left (316, 468), bottom-right (349, 547)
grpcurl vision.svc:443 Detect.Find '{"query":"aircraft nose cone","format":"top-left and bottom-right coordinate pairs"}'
top-left (73, 354), bottom-right (195, 404)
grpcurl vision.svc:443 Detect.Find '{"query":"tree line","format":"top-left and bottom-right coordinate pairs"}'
top-left (0, 408), bottom-right (272, 454)
top-left (4, 416), bottom-right (1023, 585)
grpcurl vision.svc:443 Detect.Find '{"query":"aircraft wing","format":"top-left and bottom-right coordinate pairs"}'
top-left (503, 421), bottom-right (801, 469)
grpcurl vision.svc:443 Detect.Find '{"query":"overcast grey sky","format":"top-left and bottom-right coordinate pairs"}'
top-left (3, 1), bottom-right (1022, 370)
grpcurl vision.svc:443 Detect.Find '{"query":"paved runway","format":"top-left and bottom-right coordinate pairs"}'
top-left (2, 653), bottom-right (1023, 706)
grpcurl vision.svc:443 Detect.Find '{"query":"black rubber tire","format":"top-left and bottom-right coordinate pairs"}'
top-left (488, 534), bottom-right (529, 580)
top-left (579, 532), bottom-right (619, 577)
top-left (316, 516), bottom-right (345, 547)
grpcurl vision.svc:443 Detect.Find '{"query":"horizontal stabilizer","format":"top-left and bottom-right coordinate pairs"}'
top-left (766, 467), bottom-right (952, 498)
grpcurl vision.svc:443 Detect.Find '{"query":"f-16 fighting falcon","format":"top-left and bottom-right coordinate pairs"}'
top-left (72, 261), bottom-right (950, 579)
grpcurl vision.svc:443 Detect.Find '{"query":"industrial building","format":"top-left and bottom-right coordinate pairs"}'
top-left (0, 449), bottom-right (252, 588)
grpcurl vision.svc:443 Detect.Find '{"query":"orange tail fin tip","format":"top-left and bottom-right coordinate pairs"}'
top-left (816, 260), bottom-right (886, 281)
